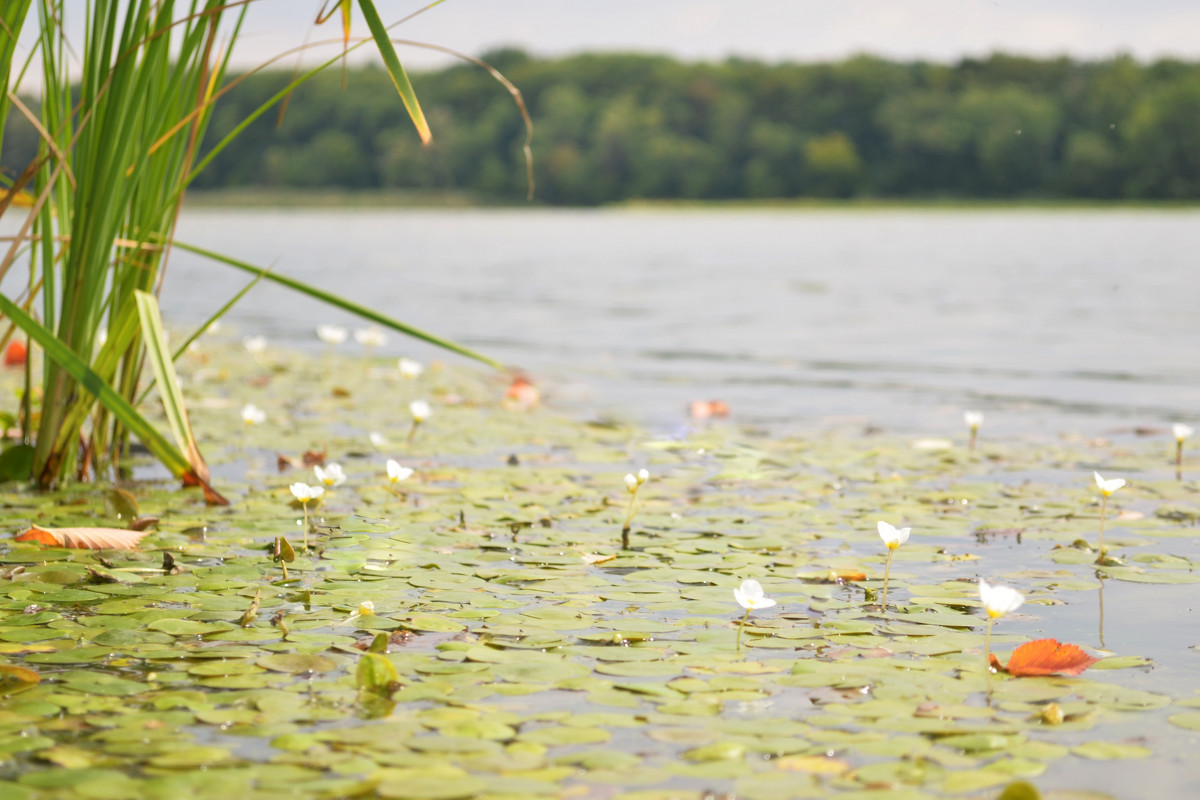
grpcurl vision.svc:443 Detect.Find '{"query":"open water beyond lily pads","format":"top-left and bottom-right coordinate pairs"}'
top-left (168, 206), bottom-right (1200, 439)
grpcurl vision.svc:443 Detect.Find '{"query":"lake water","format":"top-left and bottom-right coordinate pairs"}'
top-left (168, 206), bottom-right (1200, 438)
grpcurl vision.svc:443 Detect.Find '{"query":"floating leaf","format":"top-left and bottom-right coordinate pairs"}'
top-left (14, 526), bottom-right (148, 550)
top-left (357, 652), bottom-right (400, 695)
top-left (990, 639), bottom-right (1100, 677)
top-left (104, 488), bottom-right (139, 521)
top-left (0, 664), bottom-right (40, 696)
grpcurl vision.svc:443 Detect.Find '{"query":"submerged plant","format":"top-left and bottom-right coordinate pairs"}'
top-left (621, 468), bottom-right (649, 549)
top-left (272, 536), bottom-right (295, 581)
top-left (877, 521), bottom-right (910, 612)
top-left (979, 579), bottom-right (1025, 694)
top-left (733, 579), bottom-right (777, 651)
top-left (289, 482), bottom-right (325, 550)
top-left (964, 410), bottom-right (984, 451)
top-left (1093, 471), bottom-right (1126, 557)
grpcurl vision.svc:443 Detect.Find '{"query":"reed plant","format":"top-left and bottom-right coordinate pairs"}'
top-left (0, 1), bottom-right (513, 495)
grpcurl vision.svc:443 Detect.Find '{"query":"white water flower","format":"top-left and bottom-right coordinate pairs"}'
top-left (289, 482), bottom-right (324, 550)
top-left (409, 400), bottom-right (431, 423)
top-left (978, 579), bottom-right (1024, 619)
top-left (369, 431), bottom-right (388, 450)
top-left (964, 410), bottom-right (984, 430)
top-left (355, 326), bottom-right (386, 348)
top-left (243, 335), bottom-right (267, 354)
top-left (877, 521), bottom-right (911, 612)
top-left (733, 579), bottom-right (777, 611)
top-left (398, 358), bottom-right (424, 379)
top-left (317, 324), bottom-right (348, 345)
top-left (386, 459), bottom-right (414, 484)
top-left (624, 468), bottom-right (650, 493)
top-left (1173, 423), bottom-right (1194, 443)
top-left (733, 578), bottom-right (776, 652)
top-left (289, 483), bottom-right (324, 503)
top-left (1093, 471), bottom-right (1126, 497)
top-left (314, 463), bottom-right (347, 488)
top-left (241, 403), bottom-right (266, 425)
top-left (877, 521), bottom-right (910, 550)
top-left (980, 579), bottom-right (1025, 694)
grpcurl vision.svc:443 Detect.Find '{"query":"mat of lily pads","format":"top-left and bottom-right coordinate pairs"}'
top-left (0, 338), bottom-right (1198, 800)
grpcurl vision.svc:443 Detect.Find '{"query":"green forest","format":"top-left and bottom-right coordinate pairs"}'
top-left (6, 49), bottom-right (1200, 204)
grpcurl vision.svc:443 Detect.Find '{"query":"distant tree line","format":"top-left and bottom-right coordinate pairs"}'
top-left (5, 50), bottom-right (1200, 203)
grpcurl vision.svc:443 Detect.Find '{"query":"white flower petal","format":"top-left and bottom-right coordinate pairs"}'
top-left (877, 521), bottom-right (910, 549)
top-left (979, 579), bottom-right (1024, 619)
top-left (1093, 471), bottom-right (1126, 495)
top-left (734, 579), bottom-right (776, 610)
top-left (316, 325), bottom-right (348, 345)
top-left (409, 400), bottom-right (431, 422)
top-left (398, 358), bottom-right (424, 379)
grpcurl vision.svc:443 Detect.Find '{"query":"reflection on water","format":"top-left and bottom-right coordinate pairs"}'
top-left (166, 206), bottom-right (1200, 435)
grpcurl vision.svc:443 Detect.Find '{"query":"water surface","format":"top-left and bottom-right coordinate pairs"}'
top-left (168, 206), bottom-right (1200, 436)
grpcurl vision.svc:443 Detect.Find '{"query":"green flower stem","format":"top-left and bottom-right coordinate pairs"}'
top-left (301, 501), bottom-right (310, 551)
top-left (881, 549), bottom-right (894, 611)
top-left (1097, 494), bottom-right (1108, 556)
top-left (622, 493), bottom-right (638, 549)
top-left (984, 617), bottom-right (995, 698)
top-left (737, 607), bottom-right (751, 651)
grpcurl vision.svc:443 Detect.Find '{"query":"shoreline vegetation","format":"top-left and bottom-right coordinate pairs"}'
top-left (179, 188), bottom-right (1200, 211)
top-left (10, 49), bottom-right (1199, 207)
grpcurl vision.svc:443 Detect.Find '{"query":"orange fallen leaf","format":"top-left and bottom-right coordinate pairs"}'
top-left (830, 568), bottom-right (867, 582)
top-left (504, 376), bottom-right (540, 411)
top-left (990, 638), bottom-right (1100, 677)
top-left (4, 340), bottom-right (26, 367)
top-left (689, 399), bottom-right (730, 420)
top-left (14, 526), bottom-right (148, 550)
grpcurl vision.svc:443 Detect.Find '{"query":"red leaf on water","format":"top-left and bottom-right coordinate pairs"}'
top-left (15, 526), bottom-right (148, 550)
top-left (993, 638), bottom-right (1100, 677)
top-left (4, 340), bottom-right (27, 367)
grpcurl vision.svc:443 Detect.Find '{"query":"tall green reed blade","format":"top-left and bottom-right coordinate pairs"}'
top-left (0, 292), bottom-right (224, 501)
top-left (357, 0), bottom-right (432, 143)
top-left (0, 0), bottom-right (35, 158)
top-left (134, 290), bottom-right (225, 504)
top-left (169, 240), bottom-right (503, 369)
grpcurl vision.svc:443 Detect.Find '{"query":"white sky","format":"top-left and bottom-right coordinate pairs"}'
top-left (232, 0), bottom-right (1200, 69)
top-left (11, 0), bottom-right (1200, 84)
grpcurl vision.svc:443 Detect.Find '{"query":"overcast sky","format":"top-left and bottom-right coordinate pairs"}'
top-left (224, 0), bottom-right (1200, 70)
top-left (13, 0), bottom-right (1200, 84)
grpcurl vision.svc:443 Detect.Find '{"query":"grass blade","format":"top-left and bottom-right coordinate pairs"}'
top-left (0, 292), bottom-right (225, 502)
top-left (170, 239), bottom-right (501, 369)
top-left (134, 290), bottom-right (225, 505)
top-left (356, 0), bottom-right (431, 143)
